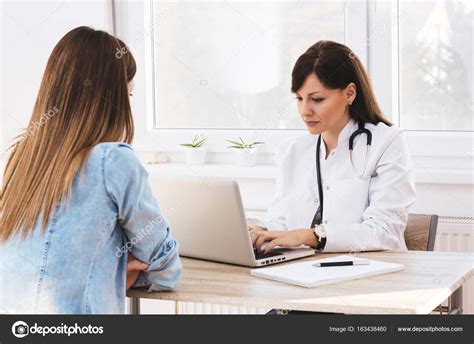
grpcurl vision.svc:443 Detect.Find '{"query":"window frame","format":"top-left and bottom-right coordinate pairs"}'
top-left (128, 0), bottom-right (369, 154)
top-left (368, 0), bottom-right (473, 170)
top-left (120, 0), bottom-right (473, 173)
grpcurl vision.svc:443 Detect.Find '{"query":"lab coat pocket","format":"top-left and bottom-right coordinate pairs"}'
top-left (329, 177), bottom-right (370, 223)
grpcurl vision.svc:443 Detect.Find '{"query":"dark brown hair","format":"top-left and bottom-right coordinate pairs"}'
top-left (292, 40), bottom-right (391, 126)
top-left (1, 26), bottom-right (136, 243)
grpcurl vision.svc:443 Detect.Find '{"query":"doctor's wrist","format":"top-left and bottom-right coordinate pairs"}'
top-left (304, 228), bottom-right (319, 248)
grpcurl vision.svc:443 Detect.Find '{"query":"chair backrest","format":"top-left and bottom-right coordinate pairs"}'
top-left (404, 214), bottom-right (439, 251)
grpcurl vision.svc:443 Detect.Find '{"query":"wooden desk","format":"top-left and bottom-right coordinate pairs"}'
top-left (127, 251), bottom-right (474, 314)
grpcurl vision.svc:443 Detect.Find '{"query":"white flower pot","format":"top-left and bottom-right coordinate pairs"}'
top-left (185, 147), bottom-right (207, 165)
top-left (234, 148), bottom-right (258, 167)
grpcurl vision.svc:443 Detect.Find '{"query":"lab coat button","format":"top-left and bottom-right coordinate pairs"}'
top-left (326, 186), bottom-right (330, 191)
top-left (313, 198), bottom-right (319, 203)
top-left (324, 220), bottom-right (328, 224)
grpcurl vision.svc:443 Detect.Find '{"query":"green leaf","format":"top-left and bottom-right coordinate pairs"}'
top-left (226, 140), bottom-right (242, 146)
top-left (182, 134), bottom-right (207, 147)
top-left (194, 138), bottom-right (207, 147)
top-left (248, 141), bottom-right (264, 148)
top-left (226, 137), bottom-right (265, 149)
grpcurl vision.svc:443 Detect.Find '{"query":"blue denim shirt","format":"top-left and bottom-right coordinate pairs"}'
top-left (0, 142), bottom-right (182, 314)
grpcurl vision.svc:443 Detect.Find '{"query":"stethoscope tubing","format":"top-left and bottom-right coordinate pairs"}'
top-left (315, 121), bottom-right (372, 220)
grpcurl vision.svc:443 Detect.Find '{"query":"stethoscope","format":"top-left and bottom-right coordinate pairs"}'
top-left (311, 121), bottom-right (372, 227)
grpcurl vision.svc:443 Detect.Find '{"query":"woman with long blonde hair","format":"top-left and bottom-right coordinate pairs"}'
top-left (0, 26), bottom-right (181, 314)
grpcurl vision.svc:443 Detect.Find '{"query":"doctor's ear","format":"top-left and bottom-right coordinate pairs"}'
top-left (344, 82), bottom-right (356, 105)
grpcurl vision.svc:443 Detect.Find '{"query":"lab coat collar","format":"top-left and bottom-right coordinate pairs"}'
top-left (318, 118), bottom-right (358, 157)
top-left (338, 118), bottom-right (359, 147)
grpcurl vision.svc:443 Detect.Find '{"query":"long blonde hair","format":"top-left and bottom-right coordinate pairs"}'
top-left (0, 26), bottom-right (136, 243)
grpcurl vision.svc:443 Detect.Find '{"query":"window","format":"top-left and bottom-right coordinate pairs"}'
top-left (124, 0), bottom-right (472, 159)
top-left (398, 0), bottom-right (473, 131)
top-left (151, 0), bottom-right (347, 129)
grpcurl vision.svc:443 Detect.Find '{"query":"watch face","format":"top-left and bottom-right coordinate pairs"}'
top-left (315, 225), bottom-right (327, 239)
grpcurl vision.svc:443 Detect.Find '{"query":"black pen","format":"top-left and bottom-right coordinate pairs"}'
top-left (312, 260), bottom-right (370, 267)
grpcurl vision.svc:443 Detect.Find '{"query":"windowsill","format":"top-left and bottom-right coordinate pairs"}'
top-left (142, 162), bottom-right (473, 184)
top-left (414, 168), bottom-right (473, 185)
top-left (143, 162), bottom-right (278, 179)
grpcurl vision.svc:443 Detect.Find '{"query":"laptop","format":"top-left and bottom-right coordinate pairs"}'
top-left (148, 175), bottom-right (314, 267)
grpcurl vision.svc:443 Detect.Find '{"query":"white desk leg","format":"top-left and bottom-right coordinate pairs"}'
top-left (175, 301), bottom-right (181, 315)
top-left (128, 297), bottom-right (140, 315)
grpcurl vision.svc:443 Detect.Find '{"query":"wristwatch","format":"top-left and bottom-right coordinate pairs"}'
top-left (313, 224), bottom-right (327, 251)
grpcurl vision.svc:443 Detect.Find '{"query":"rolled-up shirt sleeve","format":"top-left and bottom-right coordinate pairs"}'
top-left (323, 133), bottom-right (416, 252)
top-left (103, 143), bottom-right (182, 291)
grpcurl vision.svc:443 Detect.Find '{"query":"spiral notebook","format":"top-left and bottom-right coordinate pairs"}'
top-left (250, 255), bottom-right (404, 288)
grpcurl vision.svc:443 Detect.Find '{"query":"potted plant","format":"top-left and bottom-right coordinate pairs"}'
top-left (226, 137), bottom-right (264, 167)
top-left (180, 134), bottom-right (207, 165)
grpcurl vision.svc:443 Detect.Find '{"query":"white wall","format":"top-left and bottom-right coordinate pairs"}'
top-left (0, 0), bottom-right (472, 315)
top-left (0, 0), bottom-right (113, 179)
top-left (2, 1), bottom-right (472, 221)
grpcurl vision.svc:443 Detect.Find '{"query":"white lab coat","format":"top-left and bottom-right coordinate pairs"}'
top-left (255, 119), bottom-right (416, 252)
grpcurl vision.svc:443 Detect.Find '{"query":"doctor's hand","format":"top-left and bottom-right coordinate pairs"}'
top-left (251, 228), bottom-right (318, 254)
top-left (248, 226), bottom-right (267, 246)
top-left (126, 253), bottom-right (149, 290)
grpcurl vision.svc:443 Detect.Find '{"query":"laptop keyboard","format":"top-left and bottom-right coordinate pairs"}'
top-left (253, 249), bottom-right (284, 261)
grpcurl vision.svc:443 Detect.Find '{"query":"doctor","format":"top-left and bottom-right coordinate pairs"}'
top-left (250, 40), bottom-right (416, 254)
